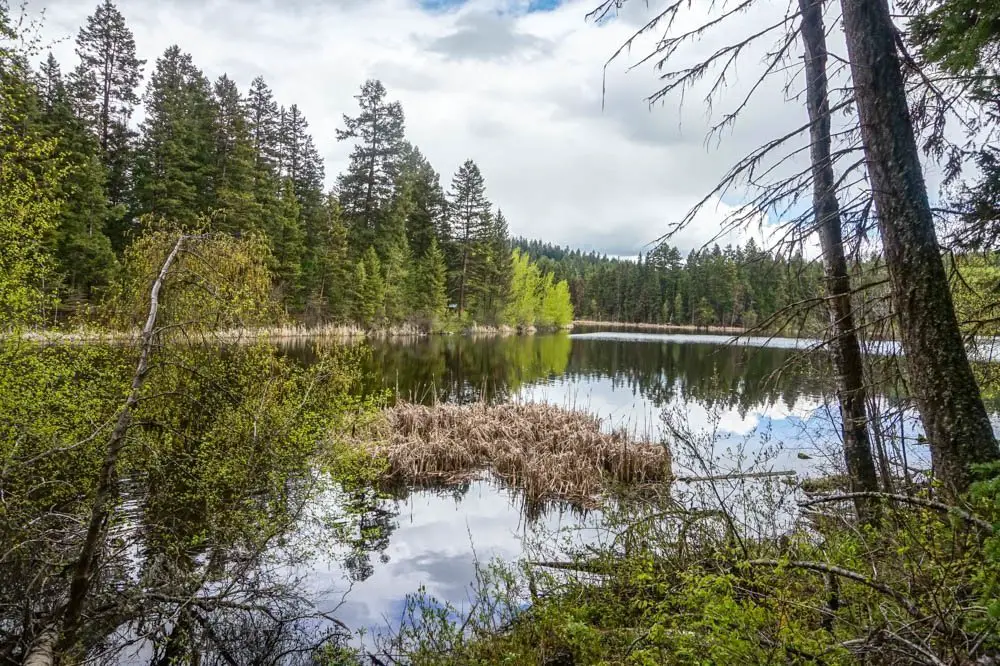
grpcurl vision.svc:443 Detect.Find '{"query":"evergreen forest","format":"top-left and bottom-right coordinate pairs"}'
top-left (4, 1), bottom-right (571, 332)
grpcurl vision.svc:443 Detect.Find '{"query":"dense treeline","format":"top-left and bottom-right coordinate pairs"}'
top-left (8, 0), bottom-right (571, 331)
top-left (516, 237), bottom-right (824, 329)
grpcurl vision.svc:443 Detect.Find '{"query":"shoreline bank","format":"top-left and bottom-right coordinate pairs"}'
top-left (572, 320), bottom-right (746, 335)
top-left (12, 322), bottom-right (573, 344)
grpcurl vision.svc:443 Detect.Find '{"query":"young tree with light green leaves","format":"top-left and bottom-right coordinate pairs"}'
top-left (0, 12), bottom-right (63, 326)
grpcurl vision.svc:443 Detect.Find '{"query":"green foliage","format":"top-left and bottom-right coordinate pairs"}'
top-left (0, 14), bottom-right (64, 326)
top-left (505, 248), bottom-right (574, 329)
top-left (102, 226), bottom-right (277, 331)
top-left (353, 247), bottom-right (385, 326)
top-left (374, 487), bottom-right (1000, 666)
top-left (516, 237), bottom-right (827, 331)
top-left (539, 277), bottom-right (573, 328)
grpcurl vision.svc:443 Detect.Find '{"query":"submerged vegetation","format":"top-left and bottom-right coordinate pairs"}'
top-left (352, 402), bottom-right (671, 509)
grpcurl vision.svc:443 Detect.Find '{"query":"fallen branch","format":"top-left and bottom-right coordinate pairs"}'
top-left (747, 559), bottom-right (921, 619)
top-left (675, 470), bottom-right (796, 482)
top-left (798, 492), bottom-right (993, 532)
top-left (62, 234), bottom-right (187, 644)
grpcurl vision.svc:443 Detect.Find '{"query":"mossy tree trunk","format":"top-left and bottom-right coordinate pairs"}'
top-left (840, 0), bottom-right (999, 495)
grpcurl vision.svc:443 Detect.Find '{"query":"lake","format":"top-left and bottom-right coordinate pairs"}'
top-left (280, 328), bottom-right (947, 644)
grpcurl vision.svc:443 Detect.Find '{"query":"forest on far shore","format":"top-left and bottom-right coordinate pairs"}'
top-left (10, 0), bottom-right (572, 332)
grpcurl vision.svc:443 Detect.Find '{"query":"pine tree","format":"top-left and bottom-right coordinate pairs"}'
top-left (336, 79), bottom-right (406, 253)
top-left (134, 46), bottom-right (217, 226)
top-left (211, 74), bottom-right (261, 233)
top-left (69, 0), bottom-right (143, 249)
top-left (447, 159), bottom-right (492, 316)
top-left (36, 53), bottom-right (118, 301)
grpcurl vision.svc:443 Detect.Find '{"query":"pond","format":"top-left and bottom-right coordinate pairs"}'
top-left (281, 328), bottom-right (953, 644)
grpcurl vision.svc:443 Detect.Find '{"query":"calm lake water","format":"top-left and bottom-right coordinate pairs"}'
top-left (280, 328), bottom-right (958, 641)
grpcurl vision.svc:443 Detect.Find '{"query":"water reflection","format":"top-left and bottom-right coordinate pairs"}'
top-left (279, 332), bottom-right (941, 646)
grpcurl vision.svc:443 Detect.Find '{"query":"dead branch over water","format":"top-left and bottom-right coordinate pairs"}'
top-left (356, 402), bottom-right (672, 508)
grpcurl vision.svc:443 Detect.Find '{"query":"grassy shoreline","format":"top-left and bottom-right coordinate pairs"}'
top-left (572, 319), bottom-right (747, 334)
top-left (12, 321), bottom-right (574, 344)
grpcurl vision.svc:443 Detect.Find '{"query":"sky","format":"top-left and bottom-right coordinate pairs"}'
top-left (27, 0), bottom-right (815, 257)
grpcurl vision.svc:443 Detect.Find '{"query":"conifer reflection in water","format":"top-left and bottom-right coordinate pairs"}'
top-left (280, 331), bottom-right (946, 646)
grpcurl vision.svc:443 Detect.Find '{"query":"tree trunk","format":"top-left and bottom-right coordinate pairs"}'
top-left (799, 0), bottom-right (880, 522)
top-left (61, 235), bottom-right (187, 647)
top-left (840, 0), bottom-right (999, 495)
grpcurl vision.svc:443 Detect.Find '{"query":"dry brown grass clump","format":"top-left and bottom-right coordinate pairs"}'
top-left (359, 402), bottom-right (672, 508)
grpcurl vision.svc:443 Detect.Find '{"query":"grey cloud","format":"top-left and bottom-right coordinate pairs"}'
top-left (370, 60), bottom-right (440, 92)
top-left (427, 11), bottom-right (553, 61)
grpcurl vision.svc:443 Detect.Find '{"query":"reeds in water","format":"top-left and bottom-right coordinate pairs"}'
top-left (359, 402), bottom-right (672, 508)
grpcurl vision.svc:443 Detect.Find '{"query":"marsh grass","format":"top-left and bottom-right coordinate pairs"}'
top-left (354, 401), bottom-right (672, 509)
top-left (13, 321), bottom-right (552, 344)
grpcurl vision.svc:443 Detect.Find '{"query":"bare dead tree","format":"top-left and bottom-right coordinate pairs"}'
top-left (799, 0), bottom-right (882, 522)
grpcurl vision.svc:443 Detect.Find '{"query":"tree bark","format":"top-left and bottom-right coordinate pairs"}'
top-left (61, 235), bottom-right (186, 646)
top-left (21, 626), bottom-right (56, 666)
top-left (799, 0), bottom-right (880, 523)
top-left (840, 0), bottom-right (999, 495)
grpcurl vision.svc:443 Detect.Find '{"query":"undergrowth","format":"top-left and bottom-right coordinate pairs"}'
top-left (324, 458), bottom-right (1000, 665)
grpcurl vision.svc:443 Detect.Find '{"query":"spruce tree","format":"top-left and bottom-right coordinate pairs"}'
top-left (69, 0), bottom-right (143, 249)
top-left (336, 79), bottom-right (406, 253)
top-left (134, 46), bottom-right (217, 226)
top-left (399, 142), bottom-right (447, 258)
top-left (245, 76), bottom-right (280, 178)
top-left (280, 104), bottom-right (310, 186)
top-left (412, 237), bottom-right (448, 323)
top-left (211, 74), bottom-right (261, 233)
top-left (480, 208), bottom-right (512, 324)
top-left (359, 247), bottom-right (385, 324)
top-left (268, 178), bottom-right (306, 306)
top-left (380, 183), bottom-right (414, 323)
top-left (446, 159), bottom-right (492, 316)
top-left (36, 53), bottom-right (118, 301)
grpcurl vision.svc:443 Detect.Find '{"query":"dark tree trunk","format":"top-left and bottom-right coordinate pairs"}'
top-left (799, 0), bottom-right (881, 522)
top-left (840, 0), bottom-right (999, 495)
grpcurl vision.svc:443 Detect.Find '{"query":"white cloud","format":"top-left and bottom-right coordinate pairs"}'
top-left (27, 0), bottom-right (815, 256)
